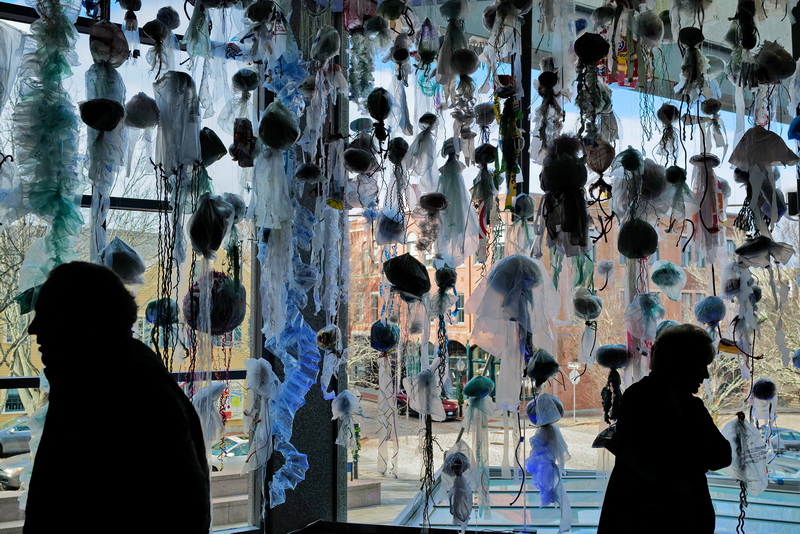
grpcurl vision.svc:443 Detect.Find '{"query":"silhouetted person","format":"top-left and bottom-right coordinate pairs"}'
top-left (24, 262), bottom-right (210, 533)
top-left (598, 323), bottom-right (732, 534)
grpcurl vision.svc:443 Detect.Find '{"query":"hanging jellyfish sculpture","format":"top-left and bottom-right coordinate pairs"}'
top-left (674, 26), bottom-right (711, 104)
top-left (318, 325), bottom-right (344, 400)
top-left (471, 143), bottom-right (500, 264)
top-left (655, 103), bottom-right (680, 165)
top-left (595, 259), bottom-right (615, 292)
top-left (724, 0), bottom-right (760, 91)
top-left (585, 139), bottom-right (616, 241)
top-left (124, 92), bottom-right (159, 176)
top-left (650, 260), bottom-right (687, 302)
top-left (729, 126), bottom-right (799, 239)
top-left (412, 192), bottom-right (448, 253)
top-left (436, 0), bottom-right (469, 103)
top-left (415, 17), bottom-right (439, 78)
top-left (507, 193), bottom-right (537, 256)
top-left (573, 288), bottom-right (603, 366)
top-left (574, 32), bottom-right (611, 145)
top-left (404, 112), bottom-right (439, 197)
top-left (534, 134), bottom-right (591, 258)
top-left (721, 260), bottom-right (760, 361)
top-left (525, 393), bottom-right (572, 533)
top-left (720, 412), bottom-right (769, 527)
top-left (624, 292), bottom-right (665, 356)
top-left (435, 137), bottom-right (481, 269)
top-left (750, 378), bottom-right (778, 446)
top-left (100, 236), bottom-right (146, 286)
top-left (386, 137), bottom-right (410, 211)
top-left (614, 148), bottom-right (659, 262)
top-left (441, 442), bottom-right (477, 534)
top-left (142, 18), bottom-right (176, 77)
top-left (662, 165), bottom-right (699, 233)
top-left (700, 98), bottom-right (728, 158)
top-left (690, 152), bottom-right (729, 266)
top-left (632, 8), bottom-right (665, 137)
top-left (331, 389), bottom-right (364, 451)
top-left (694, 295), bottom-right (727, 339)
top-left (219, 68), bottom-right (260, 136)
top-left (145, 297), bottom-right (182, 353)
top-left (120, 0), bottom-right (141, 59)
top-left (462, 375), bottom-right (495, 519)
top-left (530, 63), bottom-right (566, 164)
top-left (596, 344), bottom-right (629, 424)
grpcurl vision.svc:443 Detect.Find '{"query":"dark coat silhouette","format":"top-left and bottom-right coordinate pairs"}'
top-left (23, 262), bottom-right (210, 533)
top-left (598, 373), bottom-right (732, 533)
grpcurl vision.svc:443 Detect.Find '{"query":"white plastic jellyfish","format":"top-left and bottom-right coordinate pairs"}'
top-left (721, 260), bottom-right (759, 361)
top-left (750, 378), bottom-right (778, 441)
top-left (465, 255), bottom-right (558, 411)
top-left (191, 381), bottom-right (226, 446)
top-left (573, 287), bottom-right (603, 365)
top-left (625, 293), bottom-right (665, 355)
top-left (695, 295), bottom-right (727, 339)
top-left (100, 237), bottom-right (146, 286)
top-left (317, 324), bottom-right (344, 400)
top-left (650, 260), bottom-right (687, 301)
top-left (403, 112), bottom-right (439, 197)
top-left (735, 235), bottom-right (795, 269)
top-left (720, 413), bottom-right (768, 498)
top-left (729, 126), bottom-right (799, 239)
top-left (243, 356), bottom-right (280, 472)
top-left (435, 137), bottom-right (481, 269)
top-left (402, 356), bottom-right (448, 422)
top-left (331, 390), bottom-right (364, 451)
top-left (441, 441), bottom-right (478, 533)
top-left (690, 153), bottom-right (729, 266)
top-left (525, 393), bottom-right (571, 533)
top-left (461, 375), bottom-right (495, 518)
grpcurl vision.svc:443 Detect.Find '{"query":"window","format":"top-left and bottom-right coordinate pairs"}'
top-left (369, 293), bottom-right (380, 322)
top-left (212, 326), bottom-right (243, 348)
top-left (3, 389), bottom-right (24, 413)
top-left (3, 322), bottom-right (11, 344)
top-left (455, 293), bottom-right (465, 324)
top-left (406, 232), bottom-right (417, 259)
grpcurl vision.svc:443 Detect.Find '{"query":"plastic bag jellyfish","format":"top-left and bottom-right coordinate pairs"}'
top-left (383, 252), bottom-right (432, 303)
top-left (436, 0), bottom-right (469, 94)
top-left (535, 134), bottom-right (590, 258)
top-left (674, 27), bottom-right (711, 104)
top-left (525, 393), bottom-right (571, 533)
top-left (441, 442), bottom-right (477, 533)
top-left (574, 32), bottom-right (611, 144)
top-left (119, 0), bottom-right (141, 59)
top-left (507, 193), bottom-right (536, 256)
top-left (655, 103), bottom-right (680, 165)
top-left (188, 193), bottom-right (234, 259)
top-left (366, 87), bottom-right (391, 149)
top-left (624, 293), bottom-right (665, 353)
top-left (721, 260), bottom-right (759, 358)
top-left (318, 324), bottom-right (344, 400)
top-left (183, 270), bottom-right (247, 336)
top-left (595, 259), bottom-right (615, 292)
top-left (699, 99), bottom-right (728, 158)
top-left (720, 413), bottom-right (768, 499)
top-left (191, 381), bottom-right (226, 444)
top-left (596, 344), bottom-right (629, 424)
top-left (471, 143), bottom-right (500, 263)
top-left (430, 266), bottom-right (458, 321)
top-left (145, 297), bottom-right (181, 353)
top-left (531, 66), bottom-right (566, 164)
top-left (412, 192), bottom-right (448, 253)
top-left (526, 347), bottom-right (560, 388)
top-left (218, 68), bottom-right (260, 136)
top-left (142, 18), bottom-right (175, 77)
top-left (80, 97), bottom-right (125, 263)
top-left (450, 48), bottom-right (480, 114)
top-left (573, 288), bottom-right (603, 365)
top-left (383, 34), bottom-right (412, 137)
top-left (735, 235), bottom-right (794, 269)
top-left (414, 17), bottom-right (439, 79)
top-left (662, 165), bottom-right (699, 231)
top-left (435, 138), bottom-right (481, 269)
top-left (730, 126), bottom-right (799, 239)
top-left (461, 375), bottom-right (494, 518)
top-left (474, 102), bottom-right (495, 146)
top-left (331, 389), bottom-right (364, 450)
top-left (243, 357), bottom-right (280, 472)
top-left (694, 295), bottom-right (726, 338)
top-left (100, 237), bottom-right (146, 286)
top-left (465, 255), bottom-right (557, 411)
top-left (404, 112), bottom-right (439, 195)
top-left (750, 378), bottom-right (778, 436)
top-left (375, 207), bottom-right (406, 246)
top-left (690, 153), bottom-right (729, 265)
top-left (124, 92), bottom-right (159, 176)
top-left (650, 260), bottom-right (687, 301)
top-left (586, 139), bottom-right (615, 208)
top-left (250, 100), bottom-right (298, 230)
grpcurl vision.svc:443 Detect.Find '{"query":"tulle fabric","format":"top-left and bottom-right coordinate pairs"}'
top-left (526, 424), bottom-right (572, 532)
top-left (441, 441), bottom-right (479, 532)
top-left (624, 292), bottom-right (665, 346)
top-left (435, 153), bottom-right (480, 269)
top-left (402, 356), bottom-right (447, 421)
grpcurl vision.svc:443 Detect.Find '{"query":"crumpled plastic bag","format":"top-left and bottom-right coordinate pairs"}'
top-left (720, 416), bottom-right (768, 496)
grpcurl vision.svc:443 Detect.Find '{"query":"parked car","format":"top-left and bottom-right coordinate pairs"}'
top-left (210, 436), bottom-right (250, 473)
top-left (765, 428), bottom-right (800, 452)
top-left (396, 390), bottom-right (459, 420)
top-left (0, 452), bottom-right (29, 490)
top-left (0, 416), bottom-right (30, 457)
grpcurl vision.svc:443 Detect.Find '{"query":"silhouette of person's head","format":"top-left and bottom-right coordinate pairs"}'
top-left (28, 262), bottom-right (138, 358)
top-left (650, 323), bottom-right (715, 394)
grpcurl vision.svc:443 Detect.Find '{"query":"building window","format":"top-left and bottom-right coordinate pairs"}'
top-left (3, 389), bottom-right (24, 413)
top-left (212, 326), bottom-right (243, 348)
top-left (455, 293), bottom-right (465, 324)
top-left (407, 232), bottom-right (417, 259)
top-left (369, 293), bottom-right (380, 322)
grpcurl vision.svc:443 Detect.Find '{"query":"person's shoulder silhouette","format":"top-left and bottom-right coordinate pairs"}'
top-left (24, 262), bottom-right (211, 533)
top-left (597, 323), bottom-right (731, 534)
